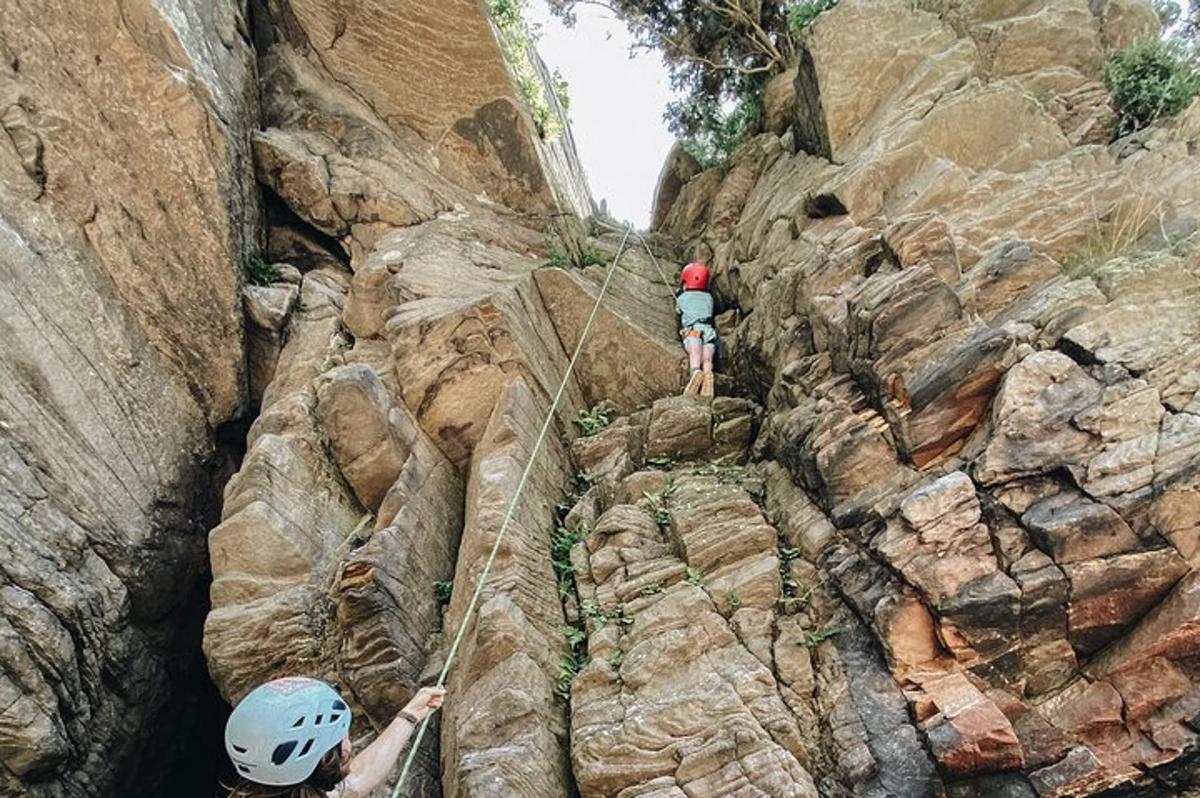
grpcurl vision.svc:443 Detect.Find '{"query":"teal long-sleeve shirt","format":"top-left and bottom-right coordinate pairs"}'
top-left (676, 290), bottom-right (714, 329)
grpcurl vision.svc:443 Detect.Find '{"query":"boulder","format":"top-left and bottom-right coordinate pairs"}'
top-left (535, 252), bottom-right (683, 413)
top-left (651, 143), bottom-right (702, 230)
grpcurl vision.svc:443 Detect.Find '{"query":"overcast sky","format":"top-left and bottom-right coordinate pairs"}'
top-left (526, 1), bottom-right (676, 228)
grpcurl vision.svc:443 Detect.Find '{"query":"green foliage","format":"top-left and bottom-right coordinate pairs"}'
top-left (575, 400), bottom-right (617, 436)
top-left (787, 0), bottom-right (838, 34)
top-left (433, 580), bottom-right (453, 605)
top-left (545, 235), bottom-right (612, 270)
top-left (724, 591), bottom-right (742, 610)
top-left (545, 235), bottom-right (571, 268)
top-left (581, 601), bottom-right (635, 631)
top-left (685, 566), bottom-right (704, 586)
top-left (641, 479), bottom-right (677, 528)
top-left (488, 0), bottom-right (569, 139)
top-left (548, 1), bottom-right (796, 167)
top-left (800, 624), bottom-right (841, 648)
top-left (569, 471), bottom-right (594, 499)
top-left (556, 649), bottom-right (588, 700)
top-left (646, 456), bottom-right (675, 470)
top-left (638, 581), bottom-right (664, 597)
top-left (608, 650), bottom-right (626, 670)
top-left (561, 623), bottom-right (587, 649)
top-left (551, 523), bottom-right (587, 599)
top-left (780, 585), bottom-right (813, 613)
top-left (244, 254), bottom-right (279, 287)
top-left (693, 462), bottom-right (748, 485)
top-left (674, 79), bottom-right (763, 169)
top-left (1104, 39), bottom-right (1200, 137)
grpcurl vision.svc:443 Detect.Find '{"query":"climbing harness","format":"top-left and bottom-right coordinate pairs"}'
top-left (388, 225), bottom-right (637, 797)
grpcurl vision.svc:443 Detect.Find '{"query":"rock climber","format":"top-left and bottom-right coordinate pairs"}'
top-left (677, 261), bottom-right (717, 398)
top-left (223, 675), bottom-right (445, 798)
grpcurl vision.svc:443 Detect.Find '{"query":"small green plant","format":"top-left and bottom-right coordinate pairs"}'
top-left (575, 400), bottom-right (617, 436)
top-left (724, 591), bottom-right (742, 610)
top-left (685, 566), bottom-right (703, 586)
top-left (608, 650), bottom-right (625, 670)
top-left (244, 254), bottom-right (280, 287)
top-left (433, 580), bottom-right (453, 606)
top-left (545, 235), bottom-right (571, 269)
top-left (556, 650), bottom-right (587, 699)
top-left (545, 234), bottom-right (611, 269)
top-left (488, 0), bottom-right (568, 140)
top-left (561, 623), bottom-right (587, 649)
top-left (1104, 39), bottom-right (1200, 137)
top-left (788, 0), bottom-right (838, 34)
top-left (556, 622), bottom-right (589, 700)
top-left (551, 524), bottom-right (586, 600)
top-left (638, 582), bottom-right (664, 597)
top-left (569, 471), bottom-right (594, 499)
top-left (801, 624), bottom-right (841, 648)
top-left (641, 480), bottom-right (677, 528)
top-left (647, 456), bottom-right (675, 470)
top-left (693, 463), bottom-right (748, 485)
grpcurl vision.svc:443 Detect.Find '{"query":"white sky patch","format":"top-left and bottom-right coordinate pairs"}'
top-left (526, 1), bottom-right (676, 228)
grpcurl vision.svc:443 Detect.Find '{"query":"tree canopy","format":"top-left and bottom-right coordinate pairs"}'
top-left (546, 0), bottom-right (817, 165)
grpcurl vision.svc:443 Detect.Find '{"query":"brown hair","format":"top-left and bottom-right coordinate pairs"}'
top-left (225, 745), bottom-right (347, 798)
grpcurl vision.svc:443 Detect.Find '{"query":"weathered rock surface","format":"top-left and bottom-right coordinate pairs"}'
top-left (16, 0), bottom-right (1200, 797)
top-left (1, 0), bottom-right (259, 794)
top-left (662, 0), bottom-right (1200, 792)
top-left (439, 379), bottom-right (574, 798)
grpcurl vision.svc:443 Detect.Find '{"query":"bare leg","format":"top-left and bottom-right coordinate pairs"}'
top-left (683, 337), bottom-right (702, 373)
top-left (700, 344), bottom-right (716, 398)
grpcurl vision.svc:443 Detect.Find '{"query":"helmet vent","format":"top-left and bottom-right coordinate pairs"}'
top-left (237, 765), bottom-right (251, 774)
top-left (232, 745), bottom-right (248, 754)
top-left (330, 713), bottom-right (341, 723)
top-left (298, 738), bottom-right (315, 758)
top-left (292, 716), bottom-right (305, 728)
top-left (333, 700), bottom-right (347, 711)
top-left (315, 714), bottom-right (324, 725)
top-left (271, 740), bottom-right (298, 765)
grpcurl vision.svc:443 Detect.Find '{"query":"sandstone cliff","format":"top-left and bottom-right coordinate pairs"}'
top-left (1, 1), bottom-right (258, 794)
top-left (7, 0), bottom-right (1200, 797)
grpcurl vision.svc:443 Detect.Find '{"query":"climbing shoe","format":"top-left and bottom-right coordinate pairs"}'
top-left (683, 371), bottom-right (704, 396)
top-left (701, 372), bottom-right (715, 398)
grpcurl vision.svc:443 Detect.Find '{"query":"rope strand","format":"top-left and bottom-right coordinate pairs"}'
top-left (388, 225), bottom-right (636, 797)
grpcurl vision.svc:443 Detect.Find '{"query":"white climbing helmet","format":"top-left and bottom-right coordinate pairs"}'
top-left (225, 676), bottom-right (352, 786)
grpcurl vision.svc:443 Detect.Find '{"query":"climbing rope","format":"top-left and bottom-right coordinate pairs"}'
top-left (388, 225), bottom-right (636, 797)
top-left (593, 217), bottom-right (675, 289)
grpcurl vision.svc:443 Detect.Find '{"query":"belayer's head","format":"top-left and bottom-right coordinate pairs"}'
top-left (224, 676), bottom-right (352, 797)
top-left (680, 261), bottom-right (710, 291)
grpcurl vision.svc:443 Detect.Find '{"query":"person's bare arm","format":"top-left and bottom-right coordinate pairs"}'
top-left (334, 687), bottom-right (446, 798)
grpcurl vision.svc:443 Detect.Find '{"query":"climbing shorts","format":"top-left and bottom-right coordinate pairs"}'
top-left (681, 322), bottom-right (718, 350)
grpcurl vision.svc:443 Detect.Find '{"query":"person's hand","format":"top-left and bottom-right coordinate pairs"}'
top-left (403, 686), bottom-right (446, 721)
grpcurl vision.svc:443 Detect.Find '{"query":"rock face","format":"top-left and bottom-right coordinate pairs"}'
top-left (0, 0), bottom-right (259, 794)
top-left (12, 0), bottom-right (1200, 796)
top-left (256, 0), bottom-right (590, 219)
top-left (651, 0), bottom-right (1200, 793)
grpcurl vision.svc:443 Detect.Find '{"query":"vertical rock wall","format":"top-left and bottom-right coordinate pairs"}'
top-left (0, 0), bottom-right (259, 794)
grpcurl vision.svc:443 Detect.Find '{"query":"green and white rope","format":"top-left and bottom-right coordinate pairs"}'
top-left (388, 224), bottom-right (636, 797)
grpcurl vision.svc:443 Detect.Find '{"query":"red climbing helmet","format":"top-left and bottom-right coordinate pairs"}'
top-left (680, 261), bottom-right (710, 291)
